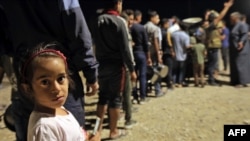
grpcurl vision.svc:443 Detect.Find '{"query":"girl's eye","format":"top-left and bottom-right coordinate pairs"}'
top-left (58, 75), bottom-right (66, 83)
top-left (41, 80), bottom-right (49, 85)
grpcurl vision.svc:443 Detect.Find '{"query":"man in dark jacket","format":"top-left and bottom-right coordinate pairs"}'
top-left (91, 0), bottom-right (136, 139)
top-left (0, 0), bottom-right (99, 140)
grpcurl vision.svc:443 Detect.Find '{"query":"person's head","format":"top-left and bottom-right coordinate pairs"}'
top-left (20, 42), bottom-right (74, 111)
top-left (207, 10), bottom-right (219, 22)
top-left (230, 12), bottom-right (241, 25)
top-left (160, 18), bottom-right (170, 29)
top-left (105, 0), bottom-right (123, 14)
top-left (241, 14), bottom-right (247, 23)
top-left (124, 9), bottom-right (134, 27)
top-left (148, 10), bottom-right (160, 25)
top-left (171, 16), bottom-right (180, 24)
top-left (134, 10), bottom-right (142, 23)
top-left (121, 11), bottom-right (129, 23)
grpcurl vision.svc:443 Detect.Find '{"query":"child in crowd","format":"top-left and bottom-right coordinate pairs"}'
top-left (19, 42), bottom-right (100, 141)
top-left (190, 36), bottom-right (207, 88)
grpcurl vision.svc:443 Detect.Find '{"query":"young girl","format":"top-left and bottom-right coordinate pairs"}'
top-left (19, 42), bottom-right (99, 141)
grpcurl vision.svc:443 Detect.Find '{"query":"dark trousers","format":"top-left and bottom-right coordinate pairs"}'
top-left (221, 47), bottom-right (229, 71)
top-left (207, 48), bottom-right (219, 83)
top-left (98, 63), bottom-right (124, 108)
top-left (132, 51), bottom-right (147, 99)
top-left (123, 69), bottom-right (132, 122)
top-left (173, 60), bottom-right (186, 84)
top-left (163, 54), bottom-right (174, 87)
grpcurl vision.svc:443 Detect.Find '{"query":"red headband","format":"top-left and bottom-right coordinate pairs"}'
top-left (21, 49), bottom-right (67, 78)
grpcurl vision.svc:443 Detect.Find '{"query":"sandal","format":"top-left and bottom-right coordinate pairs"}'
top-left (109, 129), bottom-right (127, 140)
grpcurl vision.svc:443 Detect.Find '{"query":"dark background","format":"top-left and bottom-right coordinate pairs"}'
top-left (80, 0), bottom-right (250, 25)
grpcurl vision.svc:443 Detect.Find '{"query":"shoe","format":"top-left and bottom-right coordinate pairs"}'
top-left (234, 84), bottom-right (248, 88)
top-left (194, 84), bottom-right (199, 87)
top-left (124, 120), bottom-right (137, 129)
top-left (167, 84), bottom-right (174, 91)
top-left (209, 82), bottom-right (218, 86)
top-left (201, 83), bottom-right (205, 88)
top-left (109, 129), bottom-right (127, 140)
top-left (131, 98), bottom-right (139, 104)
top-left (139, 98), bottom-right (150, 105)
top-left (155, 92), bottom-right (165, 98)
top-left (182, 82), bottom-right (189, 87)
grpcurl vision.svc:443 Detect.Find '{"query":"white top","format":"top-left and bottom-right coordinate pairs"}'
top-left (167, 23), bottom-right (180, 34)
top-left (27, 108), bottom-right (86, 141)
top-left (171, 30), bottom-right (190, 61)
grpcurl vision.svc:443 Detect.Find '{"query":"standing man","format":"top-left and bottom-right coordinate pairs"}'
top-left (204, 0), bottom-right (233, 85)
top-left (160, 18), bottom-right (175, 90)
top-left (171, 23), bottom-right (191, 87)
top-left (92, 0), bottom-right (136, 139)
top-left (220, 20), bottom-right (230, 72)
top-left (0, 0), bottom-right (99, 140)
top-left (131, 10), bottom-right (152, 104)
top-left (229, 12), bottom-right (250, 88)
top-left (144, 10), bottom-right (165, 97)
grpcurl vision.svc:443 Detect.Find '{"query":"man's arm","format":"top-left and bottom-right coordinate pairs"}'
top-left (142, 27), bottom-right (152, 65)
top-left (153, 28), bottom-right (163, 64)
top-left (237, 23), bottom-right (249, 50)
top-left (214, 0), bottom-right (234, 25)
top-left (167, 32), bottom-right (173, 47)
top-left (60, 0), bottom-right (98, 85)
top-left (118, 18), bottom-right (137, 81)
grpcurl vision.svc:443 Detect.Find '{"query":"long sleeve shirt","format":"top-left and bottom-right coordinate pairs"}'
top-left (92, 12), bottom-right (135, 72)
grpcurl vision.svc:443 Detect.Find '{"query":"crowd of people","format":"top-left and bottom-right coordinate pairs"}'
top-left (0, 0), bottom-right (250, 140)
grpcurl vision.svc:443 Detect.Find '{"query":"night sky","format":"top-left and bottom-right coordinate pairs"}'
top-left (80, 0), bottom-right (250, 24)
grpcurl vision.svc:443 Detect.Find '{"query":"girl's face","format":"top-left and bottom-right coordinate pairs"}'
top-left (30, 57), bottom-right (69, 111)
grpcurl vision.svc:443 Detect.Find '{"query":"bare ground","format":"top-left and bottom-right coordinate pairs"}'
top-left (0, 71), bottom-right (250, 141)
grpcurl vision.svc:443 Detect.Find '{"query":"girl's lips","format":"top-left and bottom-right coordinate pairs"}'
top-left (53, 96), bottom-right (64, 102)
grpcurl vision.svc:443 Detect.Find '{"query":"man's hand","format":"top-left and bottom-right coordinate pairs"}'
top-left (224, 0), bottom-right (234, 8)
top-left (158, 50), bottom-right (163, 64)
top-left (88, 131), bottom-right (101, 141)
top-left (147, 58), bottom-right (152, 66)
top-left (130, 71), bottom-right (137, 82)
top-left (237, 42), bottom-right (243, 51)
top-left (158, 57), bottom-right (163, 64)
top-left (85, 81), bottom-right (99, 96)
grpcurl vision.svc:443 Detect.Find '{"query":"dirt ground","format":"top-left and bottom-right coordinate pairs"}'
top-left (0, 69), bottom-right (250, 141)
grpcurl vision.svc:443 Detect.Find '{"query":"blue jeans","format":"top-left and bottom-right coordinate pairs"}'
top-left (132, 51), bottom-right (147, 99)
top-left (173, 60), bottom-right (186, 84)
top-left (221, 47), bottom-right (229, 70)
top-left (207, 48), bottom-right (219, 83)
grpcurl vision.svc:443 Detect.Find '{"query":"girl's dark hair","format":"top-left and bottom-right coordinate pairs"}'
top-left (19, 41), bottom-right (75, 90)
